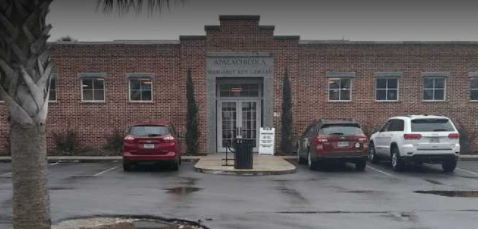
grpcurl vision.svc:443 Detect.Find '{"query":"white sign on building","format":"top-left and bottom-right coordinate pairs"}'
top-left (259, 127), bottom-right (275, 155)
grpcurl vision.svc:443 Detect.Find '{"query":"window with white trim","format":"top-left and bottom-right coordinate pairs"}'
top-left (328, 78), bottom-right (352, 101)
top-left (423, 77), bottom-right (446, 101)
top-left (376, 78), bottom-right (399, 101)
top-left (471, 77), bottom-right (478, 101)
top-left (81, 78), bottom-right (105, 102)
top-left (49, 75), bottom-right (57, 102)
top-left (129, 78), bottom-right (152, 102)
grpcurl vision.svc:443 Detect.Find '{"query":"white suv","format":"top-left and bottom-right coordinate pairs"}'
top-left (369, 115), bottom-right (460, 172)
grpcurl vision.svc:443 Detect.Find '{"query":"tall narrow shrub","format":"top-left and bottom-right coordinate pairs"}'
top-left (280, 68), bottom-right (293, 154)
top-left (186, 69), bottom-right (200, 155)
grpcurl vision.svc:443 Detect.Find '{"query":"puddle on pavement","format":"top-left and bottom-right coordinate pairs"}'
top-left (415, 190), bottom-right (478, 197)
top-left (345, 190), bottom-right (379, 194)
top-left (164, 186), bottom-right (201, 195)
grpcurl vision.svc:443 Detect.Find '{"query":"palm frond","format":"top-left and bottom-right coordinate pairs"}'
top-left (97, 0), bottom-right (186, 15)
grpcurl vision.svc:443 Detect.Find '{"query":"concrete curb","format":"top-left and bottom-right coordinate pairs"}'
top-left (0, 156), bottom-right (202, 163)
top-left (194, 166), bottom-right (297, 176)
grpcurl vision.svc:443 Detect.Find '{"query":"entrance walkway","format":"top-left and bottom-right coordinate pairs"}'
top-left (194, 154), bottom-right (296, 176)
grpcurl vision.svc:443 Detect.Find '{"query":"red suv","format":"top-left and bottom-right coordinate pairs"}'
top-left (123, 121), bottom-right (181, 171)
top-left (296, 119), bottom-right (368, 171)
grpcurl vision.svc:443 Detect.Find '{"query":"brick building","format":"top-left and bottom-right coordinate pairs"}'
top-left (1, 15), bottom-right (478, 155)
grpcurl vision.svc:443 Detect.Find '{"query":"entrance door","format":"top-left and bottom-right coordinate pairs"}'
top-left (217, 100), bottom-right (261, 153)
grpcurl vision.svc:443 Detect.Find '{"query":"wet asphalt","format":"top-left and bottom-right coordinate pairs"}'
top-left (2, 160), bottom-right (478, 229)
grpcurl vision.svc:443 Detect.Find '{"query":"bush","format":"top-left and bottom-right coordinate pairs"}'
top-left (52, 129), bottom-right (81, 154)
top-left (280, 68), bottom-right (293, 154)
top-left (456, 120), bottom-right (478, 154)
top-left (104, 129), bottom-right (124, 152)
top-left (186, 69), bottom-right (200, 155)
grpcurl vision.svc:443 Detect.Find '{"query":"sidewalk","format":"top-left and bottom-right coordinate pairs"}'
top-left (194, 154), bottom-right (296, 176)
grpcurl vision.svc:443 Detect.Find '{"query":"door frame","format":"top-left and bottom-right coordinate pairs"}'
top-left (217, 98), bottom-right (262, 153)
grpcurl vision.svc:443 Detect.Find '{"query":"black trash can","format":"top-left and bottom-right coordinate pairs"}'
top-left (233, 138), bottom-right (254, 169)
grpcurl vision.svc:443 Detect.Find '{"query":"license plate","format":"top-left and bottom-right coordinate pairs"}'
top-left (144, 144), bottom-right (154, 149)
top-left (429, 138), bottom-right (440, 143)
top-left (338, 141), bottom-right (349, 147)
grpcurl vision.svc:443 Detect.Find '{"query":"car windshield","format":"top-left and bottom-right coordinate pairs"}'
top-left (129, 125), bottom-right (169, 136)
top-left (319, 124), bottom-right (364, 135)
top-left (411, 119), bottom-right (455, 132)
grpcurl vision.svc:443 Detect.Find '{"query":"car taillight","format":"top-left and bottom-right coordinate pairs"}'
top-left (163, 135), bottom-right (175, 142)
top-left (124, 135), bottom-right (135, 141)
top-left (448, 133), bottom-right (460, 139)
top-left (358, 137), bottom-right (367, 143)
top-left (404, 134), bottom-right (422, 140)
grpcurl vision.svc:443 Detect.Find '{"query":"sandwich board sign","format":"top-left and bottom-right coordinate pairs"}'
top-left (259, 127), bottom-right (275, 155)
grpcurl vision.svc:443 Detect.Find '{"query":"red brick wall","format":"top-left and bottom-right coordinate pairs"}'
top-left (1, 17), bottom-right (477, 155)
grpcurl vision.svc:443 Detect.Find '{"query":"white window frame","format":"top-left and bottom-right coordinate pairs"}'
top-left (375, 77), bottom-right (400, 102)
top-left (423, 77), bottom-right (446, 102)
top-left (49, 73), bottom-right (58, 103)
top-left (128, 77), bottom-right (153, 103)
top-left (471, 77), bottom-right (478, 102)
top-left (80, 77), bottom-right (106, 103)
top-left (327, 78), bottom-right (352, 102)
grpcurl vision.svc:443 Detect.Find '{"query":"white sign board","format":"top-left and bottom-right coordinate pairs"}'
top-left (259, 127), bottom-right (275, 155)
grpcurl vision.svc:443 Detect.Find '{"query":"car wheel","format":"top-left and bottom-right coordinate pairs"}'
top-left (442, 160), bottom-right (457, 172)
top-left (355, 160), bottom-right (366, 171)
top-left (171, 159), bottom-right (180, 171)
top-left (297, 148), bottom-right (307, 165)
top-left (369, 143), bottom-right (380, 164)
top-left (391, 147), bottom-right (405, 172)
top-left (307, 152), bottom-right (317, 171)
top-left (123, 161), bottom-right (133, 172)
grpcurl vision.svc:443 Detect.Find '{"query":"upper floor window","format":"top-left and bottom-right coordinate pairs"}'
top-left (129, 78), bottom-right (152, 102)
top-left (49, 74), bottom-right (57, 102)
top-left (423, 77), bottom-right (446, 101)
top-left (328, 78), bottom-right (352, 101)
top-left (81, 74), bottom-right (105, 102)
top-left (471, 77), bottom-right (478, 101)
top-left (376, 78), bottom-right (399, 101)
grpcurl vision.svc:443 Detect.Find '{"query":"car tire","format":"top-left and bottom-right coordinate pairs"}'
top-left (369, 143), bottom-right (380, 164)
top-left (391, 147), bottom-right (405, 172)
top-left (297, 149), bottom-right (307, 165)
top-left (355, 160), bottom-right (366, 171)
top-left (123, 161), bottom-right (133, 172)
top-left (307, 152), bottom-right (318, 171)
top-left (442, 160), bottom-right (457, 173)
top-left (171, 159), bottom-right (180, 171)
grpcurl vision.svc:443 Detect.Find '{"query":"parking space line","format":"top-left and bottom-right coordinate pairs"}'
top-left (456, 168), bottom-right (478, 177)
top-left (0, 163), bottom-right (60, 178)
top-left (0, 172), bottom-right (11, 177)
top-left (367, 165), bottom-right (395, 177)
top-left (92, 166), bottom-right (119, 177)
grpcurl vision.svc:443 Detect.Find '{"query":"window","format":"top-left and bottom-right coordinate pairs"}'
top-left (471, 77), bottom-right (478, 101)
top-left (129, 78), bottom-right (152, 102)
top-left (81, 78), bottom-right (105, 102)
top-left (423, 77), bottom-right (446, 101)
top-left (319, 124), bottom-right (364, 135)
top-left (328, 78), bottom-right (352, 101)
top-left (376, 78), bottom-right (399, 101)
top-left (411, 119), bottom-right (455, 132)
top-left (49, 75), bottom-right (57, 102)
top-left (129, 125), bottom-right (169, 136)
top-left (388, 119), bottom-right (404, 132)
top-left (380, 121), bottom-right (392, 132)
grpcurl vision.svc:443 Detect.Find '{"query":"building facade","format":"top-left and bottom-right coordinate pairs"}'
top-left (1, 15), bottom-right (478, 155)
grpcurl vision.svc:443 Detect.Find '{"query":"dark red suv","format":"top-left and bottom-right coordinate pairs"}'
top-left (122, 121), bottom-right (181, 171)
top-left (296, 119), bottom-right (368, 171)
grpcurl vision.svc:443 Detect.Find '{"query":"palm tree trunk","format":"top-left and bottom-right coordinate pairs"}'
top-left (11, 122), bottom-right (50, 229)
top-left (0, 1), bottom-right (53, 228)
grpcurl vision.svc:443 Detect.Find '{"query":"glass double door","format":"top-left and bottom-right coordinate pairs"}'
top-left (217, 100), bottom-right (261, 153)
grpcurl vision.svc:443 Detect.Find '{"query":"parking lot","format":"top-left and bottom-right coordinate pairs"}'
top-left (2, 160), bottom-right (478, 229)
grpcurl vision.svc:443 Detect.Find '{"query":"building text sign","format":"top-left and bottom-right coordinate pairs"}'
top-left (207, 57), bottom-right (274, 77)
top-left (259, 127), bottom-right (275, 155)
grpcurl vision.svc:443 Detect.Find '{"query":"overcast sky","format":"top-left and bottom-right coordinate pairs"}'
top-left (48, 0), bottom-right (478, 42)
